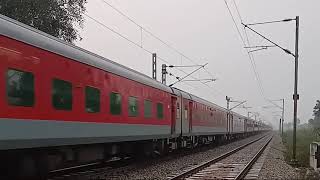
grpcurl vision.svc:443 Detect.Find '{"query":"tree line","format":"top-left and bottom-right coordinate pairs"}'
top-left (0, 0), bottom-right (87, 43)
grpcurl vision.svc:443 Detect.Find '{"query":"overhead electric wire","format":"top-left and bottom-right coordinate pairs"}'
top-left (91, 1), bottom-right (225, 97)
top-left (224, 0), bottom-right (266, 100)
top-left (100, 0), bottom-right (216, 80)
top-left (223, 0), bottom-right (246, 45)
top-left (243, 28), bottom-right (266, 98)
top-left (84, 13), bottom-right (142, 49)
top-left (85, 12), bottom-right (224, 97)
top-left (232, 0), bottom-right (243, 23)
top-left (170, 63), bottom-right (208, 87)
top-left (230, 1), bottom-right (287, 109)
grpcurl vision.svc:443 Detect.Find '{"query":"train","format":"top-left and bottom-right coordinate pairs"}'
top-left (0, 14), bottom-right (271, 178)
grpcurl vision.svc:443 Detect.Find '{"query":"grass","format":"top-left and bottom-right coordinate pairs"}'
top-left (282, 126), bottom-right (320, 167)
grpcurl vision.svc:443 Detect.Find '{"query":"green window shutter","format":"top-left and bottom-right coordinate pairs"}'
top-left (110, 92), bottom-right (121, 115)
top-left (157, 103), bottom-right (164, 119)
top-left (144, 100), bottom-right (152, 118)
top-left (52, 79), bottom-right (72, 110)
top-left (7, 69), bottom-right (34, 107)
top-left (85, 86), bottom-right (100, 113)
top-left (128, 96), bottom-right (138, 117)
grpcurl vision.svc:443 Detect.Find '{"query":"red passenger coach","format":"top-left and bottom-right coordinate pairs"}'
top-left (0, 15), bottom-right (269, 178)
top-left (0, 18), bottom-right (172, 150)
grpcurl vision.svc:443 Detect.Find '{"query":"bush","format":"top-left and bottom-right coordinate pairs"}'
top-left (283, 126), bottom-right (320, 167)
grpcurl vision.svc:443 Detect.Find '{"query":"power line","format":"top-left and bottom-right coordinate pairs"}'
top-left (223, 0), bottom-right (246, 45)
top-left (223, 0), bottom-right (266, 100)
top-left (231, 1), bottom-right (267, 98)
top-left (244, 28), bottom-right (266, 98)
top-left (100, 0), bottom-right (216, 80)
top-left (85, 12), bottom-right (224, 97)
top-left (85, 13), bottom-right (142, 48)
top-left (96, 1), bottom-right (225, 97)
top-left (170, 63), bottom-right (208, 87)
top-left (232, 0), bottom-right (243, 23)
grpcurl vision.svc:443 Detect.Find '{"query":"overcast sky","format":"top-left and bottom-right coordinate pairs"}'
top-left (76, 0), bottom-right (320, 128)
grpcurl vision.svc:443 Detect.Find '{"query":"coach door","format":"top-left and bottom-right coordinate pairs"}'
top-left (227, 113), bottom-right (231, 133)
top-left (231, 114), bottom-right (234, 133)
top-left (175, 97), bottom-right (182, 135)
top-left (189, 101), bottom-right (193, 132)
top-left (228, 114), bottom-right (234, 134)
top-left (244, 119), bottom-right (248, 132)
top-left (181, 99), bottom-right (191, 135)
top-left (171, 96), bottom-right (177, 135)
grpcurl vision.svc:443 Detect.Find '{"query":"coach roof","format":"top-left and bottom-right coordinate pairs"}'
top-left (0, 15), bottom-right (172, 93)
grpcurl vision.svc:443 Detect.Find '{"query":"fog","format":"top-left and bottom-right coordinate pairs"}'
top-left (76, 0), bottom-right (320, 129)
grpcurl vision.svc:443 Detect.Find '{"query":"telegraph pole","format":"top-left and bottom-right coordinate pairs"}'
top-left (292, 16), bottom-right (299, 163)
top-left (226, 96), bottom-right (231, 133)
top-left (161, 64), bottom-right (167, 85)
top-left (279, 118), bottom-right (282, 133)
top-left (152, 53), bottom-right (157, 80)
top-left (282, 99), bottom-right (285, 136)
top-left (226, 96), bottom-right (231, 111)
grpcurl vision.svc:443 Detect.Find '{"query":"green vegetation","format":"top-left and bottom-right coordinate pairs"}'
top-left (282, 100), bottom-right (320, 167)
top-left (0, 0), bottom-right (87, 43)
top-left (282, 126), bottom-right (319, 167)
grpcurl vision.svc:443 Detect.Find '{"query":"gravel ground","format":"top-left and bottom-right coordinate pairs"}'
top-left (92, 133), bottom-right (269, 180)
top-left (185, 135), bottom-right (272, 179)
top-left (258, 133), bottom-right (302, 180)
top-left (221, 135), bottom-right (270, 164)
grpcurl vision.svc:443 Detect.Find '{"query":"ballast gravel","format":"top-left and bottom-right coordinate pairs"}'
top-left (257, 133), bottom-right (302, 180)
top-left (99, 133), bottom-right (269, 180)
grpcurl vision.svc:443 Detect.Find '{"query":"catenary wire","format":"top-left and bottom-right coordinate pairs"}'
top-left (230, 0), bottom-right (287, 109)
top-left (84, 13), bottom-right (224, 97)
top-left (223, 0), bottom-right (267, 100)
top-left (232, 0), bottom-right (243, 23)
top-left (100, 0), bottom-right (216, 80)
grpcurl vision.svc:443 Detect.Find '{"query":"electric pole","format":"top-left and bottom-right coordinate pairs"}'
top-left (243, 16), bottom-right (299, 163)
top-left (152, 53), bottom-right (157, 80)
top-left (226, 96), bottom-right (231, 133)
top-left (282, 99), bottom-right (285, 136)
top-left (292, 16), bottom-right (299, 163)
top-left (161, 64), bottom-right (167, 85)
top-left (279, 118), bottom-right (282, 133)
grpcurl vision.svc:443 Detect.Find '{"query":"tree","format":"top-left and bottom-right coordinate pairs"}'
top-left (309, 100), bottom-right (320, 136)
top-left (0, 0), bottom-right (87, 43)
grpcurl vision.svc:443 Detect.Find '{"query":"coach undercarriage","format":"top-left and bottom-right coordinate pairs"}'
top-left (0, 132), bottom-right (259, 179)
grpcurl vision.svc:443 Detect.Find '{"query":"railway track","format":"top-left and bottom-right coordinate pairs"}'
top-left (47, 157), bottom-right (133, 180)
top-left (167, 134), bottom-right (273, 180)
top-left (47, 133), bottom-right (270, 180)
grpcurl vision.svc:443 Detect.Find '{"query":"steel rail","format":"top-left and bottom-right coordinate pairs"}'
top-left (235, 135), bottom-right (273, 180)
top-left (168, 134), bottom-right (270, 180)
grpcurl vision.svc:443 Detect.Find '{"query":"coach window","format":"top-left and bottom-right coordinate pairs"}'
top-left (128, 96), bottom-right (138, 117)
top-left (176, 103), bottom-right (180, 119)
top-left (184, 106), bottom-right (188, 120)
top-left (110, 92), bottom-right (121, 115)
top-left (157, 103), bottom-right (164, 119)
top-left (7, 69), bottom-right (34, 107)
top-left (85, 86), bottom-right (100, 113)
top-left (144, 100), bottom-right (152, 118)
top-left (52, 79), bottom-right (72, 110)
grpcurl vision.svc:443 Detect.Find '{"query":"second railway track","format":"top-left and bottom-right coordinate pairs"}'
top-left (168, 134), bottom-right (273, 180)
